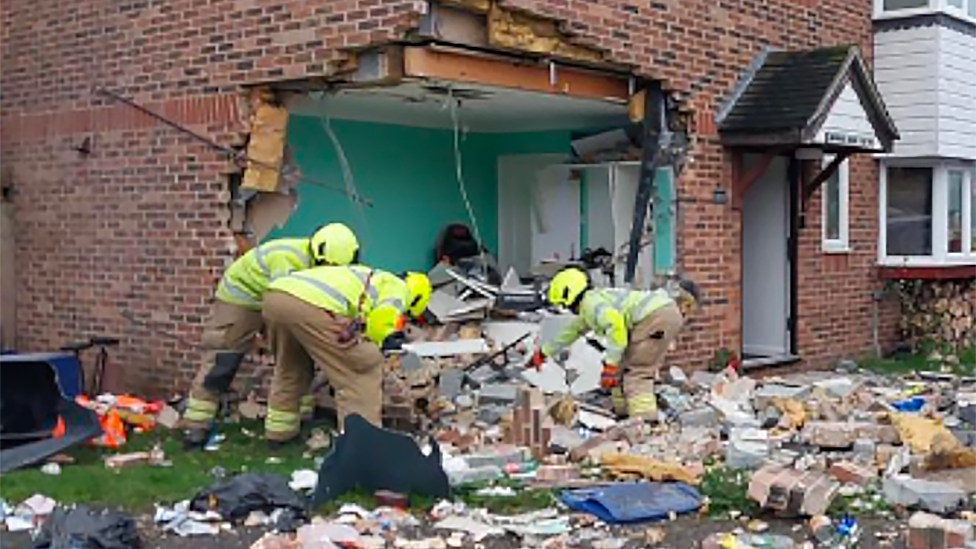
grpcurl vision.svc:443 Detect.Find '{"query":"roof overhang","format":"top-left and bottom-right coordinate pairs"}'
top-left (717, 45), bottom-right (899, 154)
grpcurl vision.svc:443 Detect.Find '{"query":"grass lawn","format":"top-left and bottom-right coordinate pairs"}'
top-left (0, 421), bottom-right (313, 511)
top-left (857, 346), bottom-right (975, 376)
top-left (0, 420), bottom-right (556, 515)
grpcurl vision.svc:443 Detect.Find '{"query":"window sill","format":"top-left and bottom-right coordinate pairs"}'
top-left (878, 264), bottom-right (976, 280)
top-left (822, 244), bottom-right (851, 254)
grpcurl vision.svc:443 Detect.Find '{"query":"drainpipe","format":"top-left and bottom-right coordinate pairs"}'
top-left (871, 288), bottom-right (884, 358)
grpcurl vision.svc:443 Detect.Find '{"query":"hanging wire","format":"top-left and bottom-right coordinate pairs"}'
top-left (314, 91), bottom-right (371, 257)
top-left (446, 89), bottom-right (489, 279)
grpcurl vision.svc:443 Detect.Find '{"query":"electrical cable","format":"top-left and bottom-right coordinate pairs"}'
top-left (447, 90), bottom-right (489, 279)
top-left (93, 87), bottom-right (373, 206)
top-left (315, 92), bottom-right (372, 257)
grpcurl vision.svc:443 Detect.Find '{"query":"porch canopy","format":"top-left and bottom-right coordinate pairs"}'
top-left (717, 45), bottom-right (898, 153)
top-left (716, 45), bottom-right (899, 206)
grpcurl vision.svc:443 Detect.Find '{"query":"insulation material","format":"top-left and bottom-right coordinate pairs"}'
top-left (242, 95), bottom-right (289, 192)
top-left (487, 3), bottom-right (603, 63)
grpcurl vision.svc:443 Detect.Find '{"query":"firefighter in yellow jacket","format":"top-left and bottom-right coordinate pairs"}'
top-left (261, 265), bottom-right (431, 444)
top-left (532, 267), bottom-right (700, 420)
top-left (182, 223), bottom-right (359, 447)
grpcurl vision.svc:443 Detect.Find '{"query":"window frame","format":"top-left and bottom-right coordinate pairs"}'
top-left (879, 161), bottom-right (976, 266)
top-left (873, 0), bottom-right (976, 22)
top-left (821, 156), bottom-right (850, 254)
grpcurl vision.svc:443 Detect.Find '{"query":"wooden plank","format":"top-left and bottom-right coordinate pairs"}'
top-left (403, 46), bottom-right (629, 102)
top-left (402, 339), bottom-right (489, 357)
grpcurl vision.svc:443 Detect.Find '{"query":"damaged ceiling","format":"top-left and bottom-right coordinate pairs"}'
top-left (289, 81), bottom-right (630, 133)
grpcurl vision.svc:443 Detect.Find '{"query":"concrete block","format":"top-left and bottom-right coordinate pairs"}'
top-left (448, 465), bottom-right (503, 486)
top-left (754, 383), bottom-right (811, 408)
top-left (853, 438), bottom-right (877, 463)
top-left (883, 475), bottom-right (968, 514)
top-left (667, 366), bottom-right (688, 385)
top-left (464, 446), bottom-right (530, 469)
top-left (438, 368), bottom-right (464, 399)
top-left (478, 383), bottom-right (518, 404)
top-left (401, 351), bottom-right (425, 373)
top-left (813, 377), bottom-right (861, 399)
top-left (727, 428), bottom-right (769, 470)
top-left (679, 407), bottom-right (717, 428)
top-left (690, 370), bottom-right (717, 389)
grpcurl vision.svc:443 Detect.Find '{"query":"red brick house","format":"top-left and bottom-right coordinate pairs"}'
top-left (0, 0), bottom-right (906, 394)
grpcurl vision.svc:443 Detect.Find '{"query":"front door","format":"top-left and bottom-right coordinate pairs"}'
top-left (742, 155), bottom-right (792, 360)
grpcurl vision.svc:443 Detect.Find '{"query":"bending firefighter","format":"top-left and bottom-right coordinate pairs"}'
top-left (261, 265), bottom-right (431, 445)
top-left (181, 223), bottom-right (360, 447)
top-left (533, 268), bottom-right (700, 420)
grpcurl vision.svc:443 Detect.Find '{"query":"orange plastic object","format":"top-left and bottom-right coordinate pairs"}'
top-left (91, 410), bottom-right (127, 448)
top-left (52, 416), bottom-right (66, 439)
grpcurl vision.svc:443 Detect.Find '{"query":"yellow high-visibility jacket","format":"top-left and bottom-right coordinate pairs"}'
top-left (267, 265), bottom-right (406, 319)
top-left (216, 238), bottom-right (312, 309)
top-left (542, 288), bottom-right (674, 365)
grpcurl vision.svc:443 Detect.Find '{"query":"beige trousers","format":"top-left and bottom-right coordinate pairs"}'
top-left (262, 291), bottom-right (383, 440)
top-left (620, 302), bottom-right (684, 398)
top-left (184, 301), bottom-right (263, 428)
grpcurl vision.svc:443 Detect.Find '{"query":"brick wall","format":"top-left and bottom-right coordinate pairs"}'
top-left (1, 0), bottom-right (898, 395)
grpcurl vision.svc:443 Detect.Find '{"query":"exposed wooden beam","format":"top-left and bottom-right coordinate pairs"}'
top-left (402, 45), bottom-right (630, 102)
top-left (802, 150), bottom-right (850, 206)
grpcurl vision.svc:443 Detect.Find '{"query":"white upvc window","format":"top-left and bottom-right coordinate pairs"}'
top-left (873, 0), bottom-right (976, 21)
top-left (879, 161), bottom-right (976, 266)
top-left (822, 157), bottom-right (850, 253)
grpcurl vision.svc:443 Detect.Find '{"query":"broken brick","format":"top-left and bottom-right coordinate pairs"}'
top-left (907, 511), bottom-right (974, 549)
top-left (828, 460), bottom-right (877, 486)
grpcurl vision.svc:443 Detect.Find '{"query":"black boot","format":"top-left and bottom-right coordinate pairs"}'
top-left (183, 427), bottom-right (210, 450)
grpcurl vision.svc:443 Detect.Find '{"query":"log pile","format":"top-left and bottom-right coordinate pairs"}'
top-left (896, 279), bottom-right (975, 352)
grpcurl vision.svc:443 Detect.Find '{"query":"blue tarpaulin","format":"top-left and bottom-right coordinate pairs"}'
top-left (560, 482), bottom-right (702, 524)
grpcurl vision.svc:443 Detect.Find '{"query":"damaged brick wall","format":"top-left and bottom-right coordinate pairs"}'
top-left (1, 0), bottom-right (897, 394)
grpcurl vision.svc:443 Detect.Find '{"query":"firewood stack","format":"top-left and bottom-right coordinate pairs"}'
top-left (896, 280), bottom-right (975, 352)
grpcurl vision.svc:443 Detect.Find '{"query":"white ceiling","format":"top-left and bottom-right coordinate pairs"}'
top-left (289, 80), bottom-right (630, 133)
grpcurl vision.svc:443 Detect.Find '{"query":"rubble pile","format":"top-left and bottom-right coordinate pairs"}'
top-left (2, 265), bottom-right (975, 549)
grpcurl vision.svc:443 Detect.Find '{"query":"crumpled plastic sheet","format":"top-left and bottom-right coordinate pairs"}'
top-left (34, 505), bottom-right (141, 549)
top-left (189, 472), bottom-right (306, 523)
top-left (560, 482), bottom-right (702, 524)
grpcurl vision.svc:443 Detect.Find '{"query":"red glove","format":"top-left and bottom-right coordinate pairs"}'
top-left (530, 349), bottom-right (545, 370)
top-left (600, 363), bottom-right (620, 389)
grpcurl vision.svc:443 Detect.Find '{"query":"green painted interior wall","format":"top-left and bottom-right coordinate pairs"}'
top-left (272, 117), bottom-right (570, 273)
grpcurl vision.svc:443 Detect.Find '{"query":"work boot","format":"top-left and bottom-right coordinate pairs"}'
top-left (266, 435), bottom-right (300, 452)
top-left (182, 427), bottom-right (210, 450)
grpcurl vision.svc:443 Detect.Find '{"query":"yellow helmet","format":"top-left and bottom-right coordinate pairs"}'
top-left (547, 268), bottom-right (589, 308)
top-left (309, 223), bottom-right (359, 266)
top-left (365, 306), bottom-right (400, 346)
top-left (404, 272), bottom-right (431, 318)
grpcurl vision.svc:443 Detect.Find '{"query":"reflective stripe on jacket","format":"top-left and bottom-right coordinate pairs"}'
top-left (216, 238), bottom-right (312, 309)
top-left (542, 288), bottom-right (674, 365)
top-left (267, 265), bottom-right (406, 318)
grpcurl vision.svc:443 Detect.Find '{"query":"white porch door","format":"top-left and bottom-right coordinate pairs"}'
top-left (742, 155), bottom-right (791, 358)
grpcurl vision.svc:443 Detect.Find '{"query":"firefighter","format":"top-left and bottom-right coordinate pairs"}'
top-left (261, 266), bottom-right (431, 445)
top-left (532, 267), bottom-right (700, 421)
top-left (181, 223), bottom-right (359, 448)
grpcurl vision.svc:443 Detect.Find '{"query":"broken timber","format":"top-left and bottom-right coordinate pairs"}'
top-left (624, 81), bottom-right (664, 285)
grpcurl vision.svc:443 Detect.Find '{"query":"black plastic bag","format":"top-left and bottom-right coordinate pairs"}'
top-left (313, 414), bottom-right (450, 505)
top-left (189, 473), bottom-right (305, 522)
top-left (35, 505), bottom-right (141, 549)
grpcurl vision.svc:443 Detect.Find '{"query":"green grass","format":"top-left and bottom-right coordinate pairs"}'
top-left (699, 466), bottom-right (757, 518)
top-left (0, 421), bottom-right (313, 511)
top-left (0, 421), bottom-right (555, 516)
top-left (858, 347), bottom-right (975, 377)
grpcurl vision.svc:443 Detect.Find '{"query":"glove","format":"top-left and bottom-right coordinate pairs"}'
top-left (600, 362), bottom-right (620, 390)
top-left (530, 349), bottom-right (545, 370)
